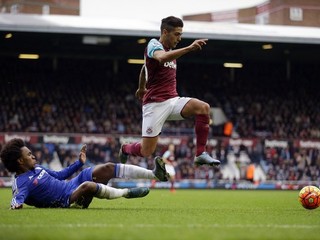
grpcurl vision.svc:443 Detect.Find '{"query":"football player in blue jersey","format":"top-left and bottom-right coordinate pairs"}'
top-left (0, 138), bottom-right (169, 209)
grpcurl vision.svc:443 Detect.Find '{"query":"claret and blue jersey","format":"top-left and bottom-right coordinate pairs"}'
top-left (142, 38), bottom-right (178, 104)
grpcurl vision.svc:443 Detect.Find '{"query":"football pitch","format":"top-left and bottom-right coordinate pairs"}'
top-left (0, 188), bottom-right (319, 240)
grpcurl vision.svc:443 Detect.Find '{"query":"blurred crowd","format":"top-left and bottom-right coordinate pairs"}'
top-left (0, 139), bottom-right (319, 185)
top-left (0, 59), bottom-right (319, 139)
top-left (0, 58), bottom-right (319, 183)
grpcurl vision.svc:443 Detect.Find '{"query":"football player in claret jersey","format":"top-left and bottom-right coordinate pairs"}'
top-left (119, 16), bottom-right (221, 167)
top-left (0, 138), bottom-right (169, 209)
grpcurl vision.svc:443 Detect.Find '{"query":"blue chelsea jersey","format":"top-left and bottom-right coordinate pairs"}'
top-left (11, 160), bottom-right (83, 208)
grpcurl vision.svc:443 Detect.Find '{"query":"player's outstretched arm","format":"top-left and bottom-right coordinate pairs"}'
top-left (79, 144), bottom-right (87, 164)
top-left (153, 39), bottom-right (208, 64)
top-left (10, 203), bottom-right (23, 210)
top-left (188, 39), bottom-right (208, 51)
top-left (47, 145), bottom-right (86, 180)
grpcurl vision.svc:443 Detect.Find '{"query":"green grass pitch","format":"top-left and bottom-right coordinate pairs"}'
top-left (0, 188), bottom-right (319, 240)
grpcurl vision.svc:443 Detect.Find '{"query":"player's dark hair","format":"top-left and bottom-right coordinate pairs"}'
top-left (0, 138), bottom-right (25, 172)
top-left (161, 16), bottom-right (183, 32)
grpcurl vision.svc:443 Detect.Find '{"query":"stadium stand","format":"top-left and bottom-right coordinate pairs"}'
top-left (0, 14), bottom-right (319, 188)
top-left (0, 57), bottom-right (319, 187)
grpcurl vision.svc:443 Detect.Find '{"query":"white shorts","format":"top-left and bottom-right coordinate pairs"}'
top-left (142, 97), bottom-right (191, 137)
top-left (165, 164), bottom-right (176, 177)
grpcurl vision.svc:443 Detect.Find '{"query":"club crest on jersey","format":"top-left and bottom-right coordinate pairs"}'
top-left (33, 178), bottom-right (38, 186)
top-left (146, 127), bottom-right (153, 134)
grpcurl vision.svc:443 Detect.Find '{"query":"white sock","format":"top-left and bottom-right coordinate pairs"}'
top-left (115, 164), bottom-right (155, 179)
top-left (95, 183), bottom-right (128, 199)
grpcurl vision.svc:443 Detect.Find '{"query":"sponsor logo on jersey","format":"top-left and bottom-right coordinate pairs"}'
top-left (164, 61), bottom-right (176, 69)
top-left (37, 169), bottom-right (46, 180)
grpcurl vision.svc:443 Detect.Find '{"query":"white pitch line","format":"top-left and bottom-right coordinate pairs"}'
top-left (0, 223), bottom-right (318, 229)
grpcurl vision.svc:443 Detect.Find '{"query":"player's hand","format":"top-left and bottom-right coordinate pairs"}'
top-left (190, 39), bottom-right (208, 51)
top-left (10, 204), bottom-right (23, 210)
top-left (135, 88), bottom-right (147, 100)
top-left (79, 144), bottom-right (87, 164)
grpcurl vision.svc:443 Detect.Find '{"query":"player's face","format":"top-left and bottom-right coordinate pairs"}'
top-left (165, 27), bottom-right (183, 49)
top-left (19, 146), bottom-right (37, 170)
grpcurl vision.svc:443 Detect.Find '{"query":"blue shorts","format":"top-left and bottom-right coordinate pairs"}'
top-left (63, 167), bottom-right (93, 207)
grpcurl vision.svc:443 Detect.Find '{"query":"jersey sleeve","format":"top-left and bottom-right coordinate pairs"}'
top-left (147, 38), bottom-right (164, 58)
top-left (44, 160), bottom-right (84, 180)
top-left (11, 181), bottom-right (29, 209)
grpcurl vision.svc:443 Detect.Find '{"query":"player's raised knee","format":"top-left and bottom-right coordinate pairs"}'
top-left (200, 102), bottom-right (210, 114)
top-left (79, 181), bottom-right (97, 193)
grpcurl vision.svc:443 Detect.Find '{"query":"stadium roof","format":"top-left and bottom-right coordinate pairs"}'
top-left (1, 13), bottom-right (320, 63)
top-left (1, 13), bottom-right (320, 43)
